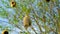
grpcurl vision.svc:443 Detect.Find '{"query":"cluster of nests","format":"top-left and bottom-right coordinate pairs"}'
top-left (10, 1), bottom-right (31, 30)
top-left (1, 0), bottom-right (51, 34)
top-left (10, 0), bottom-right (50, 28)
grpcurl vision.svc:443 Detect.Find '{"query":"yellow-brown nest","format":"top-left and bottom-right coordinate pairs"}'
top-left (2, 30), bottom-right (9, 34)
top-left (23, 15), bottom-right (31, 29)
top-left (10, 1), bottom-right (16, 7)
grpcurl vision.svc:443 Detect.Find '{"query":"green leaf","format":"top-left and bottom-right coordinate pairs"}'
top-left (0, 25), bottom-right (2, 28)
top-left (0, 11), bottom-right (9, 18)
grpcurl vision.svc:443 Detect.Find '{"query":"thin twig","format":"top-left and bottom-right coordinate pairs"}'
top-left (32, 11), bottom-right (42, 33)
top-left (31, 26), bottom-right (37, 34)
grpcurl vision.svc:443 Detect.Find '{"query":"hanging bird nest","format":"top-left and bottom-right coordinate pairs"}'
top-left (10, 1), bottom-right (16, 7)
top-left (2, 30), bottom-right (9, 34)
top-left (46, 0), bottom-right (50, 2)
top-left (23, 15), bottom-right (31, 29)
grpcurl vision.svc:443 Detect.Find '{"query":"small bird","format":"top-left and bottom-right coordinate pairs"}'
top-left (23, 15), bottom-right (31, 29)
top-left (2, 30), bottom-right (9, 34)
top-left (10, 1), bottom-right (16, 7)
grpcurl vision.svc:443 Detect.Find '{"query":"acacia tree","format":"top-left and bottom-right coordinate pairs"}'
top-left (0, 0), bottom-right (60, 34)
